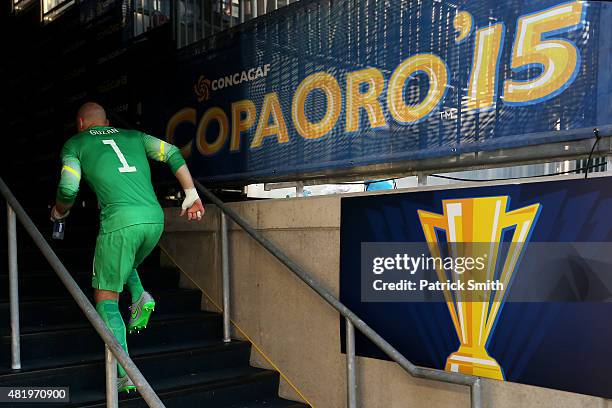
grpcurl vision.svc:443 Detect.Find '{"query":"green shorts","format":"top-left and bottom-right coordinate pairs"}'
top-left (92, 223), bottom-right (164, 292)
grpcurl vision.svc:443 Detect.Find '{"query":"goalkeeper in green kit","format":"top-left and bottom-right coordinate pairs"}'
top-left (50, 102), bottom-right (205, 393)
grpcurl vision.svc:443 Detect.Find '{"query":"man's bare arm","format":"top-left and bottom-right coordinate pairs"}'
top-left (174, 164), bottom-right (195, 190)
top-left (53, 201), bottom-right (73, 219)
top-left (141, 133), bottom-right (204, 222)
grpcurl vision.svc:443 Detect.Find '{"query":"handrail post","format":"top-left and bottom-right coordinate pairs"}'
top-left (105, 345), bottom-right (118, 408)
top-left (239, 0), bottom-right (245, 24)
top-left (7, 205), bottom-right (21, 370)
top-left (221, 212), bottom-right (231, 343)
top-left (346, 317), bottom-right (357, 408)
top-left (471, 378), bottom-right (482, 408)
top-left (0, 177), bottom-right (166, 408)
top-left (195, 180), bottom-right (483, 408)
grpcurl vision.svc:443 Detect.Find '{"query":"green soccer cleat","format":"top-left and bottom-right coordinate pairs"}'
top-left (118, 375), bottom-right (137, 393)
top-left (128, 291), bottom-right (155, 334)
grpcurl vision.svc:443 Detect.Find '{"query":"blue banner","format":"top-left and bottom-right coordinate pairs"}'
top-left (340, 175), bottom-right (612, 398)
top-left (145, 0), bottom-right (612, 182)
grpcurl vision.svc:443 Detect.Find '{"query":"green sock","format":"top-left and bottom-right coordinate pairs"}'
top-left (96, 300), bottom-right (129, 378)
top-left (126, 269), bottom-right (145, 303)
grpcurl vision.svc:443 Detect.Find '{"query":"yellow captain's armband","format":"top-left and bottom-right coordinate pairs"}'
top-left (61, 165), bottom-right (81, 180)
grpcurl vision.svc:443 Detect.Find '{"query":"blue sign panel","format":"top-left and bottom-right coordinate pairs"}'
top-left (145, 0), bottom-right (612, 182)
top-left (340, 175), bottom-right (612, 398)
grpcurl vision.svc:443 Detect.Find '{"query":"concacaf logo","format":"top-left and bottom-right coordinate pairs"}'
top-left (194, 75), bottom-right (211, 102)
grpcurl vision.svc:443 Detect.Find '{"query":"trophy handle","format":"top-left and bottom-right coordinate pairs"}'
top-left (484, 203), bottom-right (541, 339)
top-left (417, 210), bottom-right (462, 337)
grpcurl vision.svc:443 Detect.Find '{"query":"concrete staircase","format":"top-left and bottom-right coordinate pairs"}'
top-left (0, 206), bottom-right (306, 407)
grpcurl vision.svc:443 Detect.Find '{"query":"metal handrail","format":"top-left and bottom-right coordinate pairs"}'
top-left (195, 180), bottom-right (482, 408)
top-left (0, 177), bottom-right (165, 408)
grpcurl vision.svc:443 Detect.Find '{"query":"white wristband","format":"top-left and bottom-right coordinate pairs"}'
top-left (182, 187), bottom-right (200, 210)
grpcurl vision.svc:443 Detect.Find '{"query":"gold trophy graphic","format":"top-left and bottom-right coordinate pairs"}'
top-left (418, 196), bottom-right (540, 380)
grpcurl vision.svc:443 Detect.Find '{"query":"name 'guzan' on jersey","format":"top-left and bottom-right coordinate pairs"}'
top-left (56, 126), bottom-right (185, 232)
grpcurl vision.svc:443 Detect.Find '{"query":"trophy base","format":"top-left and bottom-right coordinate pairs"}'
top-left (445, 349), bottom-right (504, 380)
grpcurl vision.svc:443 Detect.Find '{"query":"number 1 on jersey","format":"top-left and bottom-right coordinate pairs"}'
top-left (102, 139), bottom-right (137, 173)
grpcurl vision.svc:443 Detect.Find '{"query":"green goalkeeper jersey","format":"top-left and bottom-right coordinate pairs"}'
top-left (56, 126), bottom-right (186, 233)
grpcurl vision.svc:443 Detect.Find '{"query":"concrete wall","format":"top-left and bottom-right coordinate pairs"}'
top-left (160, 191), bottom-right (611, 408)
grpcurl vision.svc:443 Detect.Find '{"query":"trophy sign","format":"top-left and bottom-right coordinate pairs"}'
top-left (418, 196), bottom-right (540, 379)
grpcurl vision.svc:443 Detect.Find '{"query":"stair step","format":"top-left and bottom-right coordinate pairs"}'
top-left (0, 246), bottom-right (161, 271)
top-left (0, 205), bottom-right (300, 406)
top-left (0, 248), bottom-right (95, 269)
top-left (0, 345), bottom-right (300, 408)
top-left (0, 312), bottom-right (222, 369)
top-left (222, 400), bottom-right (307, 408)
top-left (2, 262), bottom-right (172, 278)
top-left (77, 370), bottom-right (289, 408)
top-left (0, 221), bottom-right (99, 242)
top-left (0, 289), bottom-right (202, 333)
top-left (0, 338), bottom-right (225, 376)
top-left (13, 206), bottom-right (100, 222)
top-left (0, 267), bottom-right (180, 299)
top-left (0, 224), bottom-right (98, 248)
top-left (0, 342), bottom-right (254, 406)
